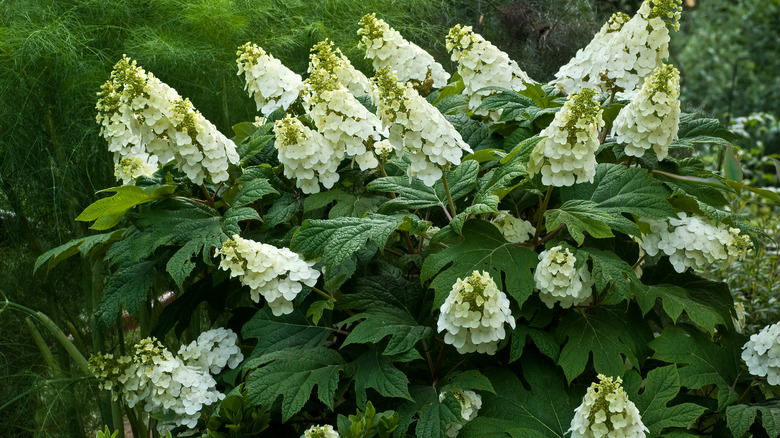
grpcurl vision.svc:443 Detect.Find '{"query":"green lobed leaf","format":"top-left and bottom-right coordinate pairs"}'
top-left (222, 206), bottom-right (261, 236)
top-left (244, 347), bottom-right (345, 422)
top-left (544, 200), bottom-right (615, 246)
top-left (442, 370), bottom-right (496, 394)
top-left (578, 247), bottom-right (643, 305)
top-left (232, 178), bottom-right (278, 207)
top-left (510, 323), bottom-right (560, 363)
top-left (95, 260), bottom-right (156, 325)
top-left (76, 185), bottom-right (156, 230)
top-left (34, 229), bottom-right (124, 273)
top-left (242, 307), bottom-right (332, 357)
top-left (421, 220), bottom-right (538, 308)
top-left (396, 386), bottom-right (461, 438)
top-left (261, 192), bottom-right (301, 230)
top-left (555, 305), bottom-right (652, 383)
top-left (649, 325), bottom-right (743, 410)
top-left (459, 356), bottom-right (580, 438)
top-left (341, 306), bottom-right (433, 357)
top-left (291, 214), bottom-right (407, 272)
top-left (351, 348), bottom-right (415, 406)
top-left (676, 114), bottom-right (738, 143)
top-left (726, 402), bottom-right (780, 438)
top-left (623, 365), bottom-right (708, 438)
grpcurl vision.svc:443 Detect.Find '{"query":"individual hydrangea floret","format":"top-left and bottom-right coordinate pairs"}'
top-left (440, 389), bottom-right (482, 437)
top-left (114, 153), bottom-right (158, 185)
top-left (302, 424), bottom-right (339, 438)
top-left (640, 213), bottom-right (752, 273)
top-left (534, 246), bottom-right (594, 309)
top-left (613, 64), bottom-right (680, 161)
top-left (215, 234), bottom-right (320, 316)
top-left (437, 270), bottom-right (515, 355)
top-left (96, 56), bottom-right (239, 185)
top-left (372, 67), bottom-right (472, 186)
top-left (742, 322), bottom-right (780, 385)
top-left (373, 138), bottom-right (395, 160)
top-left (304, 64), bottom-right (383, 171)
top-left (553, 0), bottom-right (682, 97)
top-left (273, 115), bottom-right (342, 194)
top-left (237, 42), bottom-right (303, 116)
top-left (446, 24), bottom-right (533, 118)
top-left (177, 328), bottom-right (244, 374)
top-left (358, 13), bottom-right (449, 88)
top-left (569, 375), bottom-right (648, 438)
top-left (89, 336), bottom-right (242, 433)
top-left (528, 88), bottom-right (604, 187)
top-left (309, 39), bottom-right (371, 97)
top-left (490, 211), bottom-right (535, 243)
top-left (552, 12), bottom-right (631, 94)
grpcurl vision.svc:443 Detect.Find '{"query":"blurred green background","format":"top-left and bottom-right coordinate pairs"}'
top-left (1, 0), bottom-right (777, 435)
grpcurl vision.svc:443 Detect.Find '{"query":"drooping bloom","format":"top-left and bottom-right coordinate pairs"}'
top-left (742, 322), bottom-right (780, 385)
top-left (440, 389), bottom-right (482, 437)
top-left (305, 58), bottom-right (383, 171)
top-left (215, 234), bottom-right (320, 316)
top-left (553, 0), bottom-right (681, 97)
top-left (273, 115), bottom-right (342, 194)
top-left (437, 270), bottom-right (515, 355)
top-left (372, 67), bottom-right (472, 186)
top-left (613, 64), bottom-right (680, 161)
top-left (177, 328), bottom-right (244, 374)
top-left (96, 56), bottom-right (239, 185)
top-left (528, 88), bottom-right (604, 187)
top-left (490, 211), bottom-right (535, 243)
top-left (358, 13), bottom-right (449, 88)
top-left (309, 39), bottom-right (371, 97)
top-left (569, 375), bottom-right (648, 438)
top-left (236, 42), bottom-right (303, 116)
top-left (446, 24), bottom-right (533, 118)
top-left (534, 245), bottom-right (594, 309)
top-left (640, 213), bottom-right (752, 273)
top-left (302, 424), bottom-right (339, 438)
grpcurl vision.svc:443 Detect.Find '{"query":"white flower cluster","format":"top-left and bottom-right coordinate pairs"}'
top-left (490, 211), bottom-right (535, 243)
top-left (96, 56), bottom-right (239, 185)
top-left (437, 270), bottom-right (515, 355)
top-left (215, 234), bottom-right (320, 316)
top-left (236, 42), bottom-right (303, 116)
top-left (373, 67), bottom-right (472, 186)
top-left (534, 246), bottom-right (594, 309)
top-left (177, 328), bottom-right (244, 374)
top-left (553, 0), bottom-right (681, 97)
top-left (553, 12), bottom-right (631, 94)
top-left (358, 13), bottom-right (449, 88)
top-left (742, 322), bottom-right (780, 385)
top-left (613, 64), bottom-right (680, 161)
top-left (273, 115), bottom-right (341, 194)
top-left (446, 24), bottom-right (533, 118)
top-left (302, 424), bottom-right (339, 438)
top-left (640, 213), bottom-right (752, 273)
top-left (89, 332), bottom-right (243, 432)
top-left (528, 88), bottom-right (604, 187)
top-left (309, 39), bottom-right (371, 97)
top-left (569, 375), bottom-right (648, 438)
top-left (305, 52), bottom-right (383, 171)
top-left (440, 389), bottom-right (482, 437)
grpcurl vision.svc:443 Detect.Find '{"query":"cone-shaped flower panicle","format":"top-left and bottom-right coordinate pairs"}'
top-left (237, 42), bottom-right (303, 116)
top-left (215, 234), bottom-right (320, 316)
top-left (372, 67), bottom-right (472, 186)
top-left (534, 245), bottom-right (594, 309)
top-left (569, 375), bottom-right (648, 438)
top-left (553, 0), bottom-right (681, 97)
top-left (305, 62), bottom-right (383, 171)
top-left (302, 424), bottom-right (339, 438)
top-left (273, 115), bottom-right (342, 194)
top-left (440, 389), bottom-right (482, 437)
top-left (742, 322), bottom-right (780, 385)
top-left (490, 211), bottom-right (535, 243)
top-left (358, 13), bottom-right (449, 88)
top-left (437, 271), bottom-right (515, 355)
top-left (97, 56), bottom-right (239, 185)
top-left (446, 24), bottom-right (533, 118)
top-left (89, 333), bottom-right (242, 433)
top-left (309, 39), bottom-right (371, 97)
top-left (528, 88), bottom-right (604, 187)
top-left (640, 213), bottom-right (752, 273)
top-left (613, 64), bottom-right (680, 161)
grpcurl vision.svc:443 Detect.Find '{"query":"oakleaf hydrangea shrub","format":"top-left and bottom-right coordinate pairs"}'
top-left (36, 0), bottom-right (780, 436)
